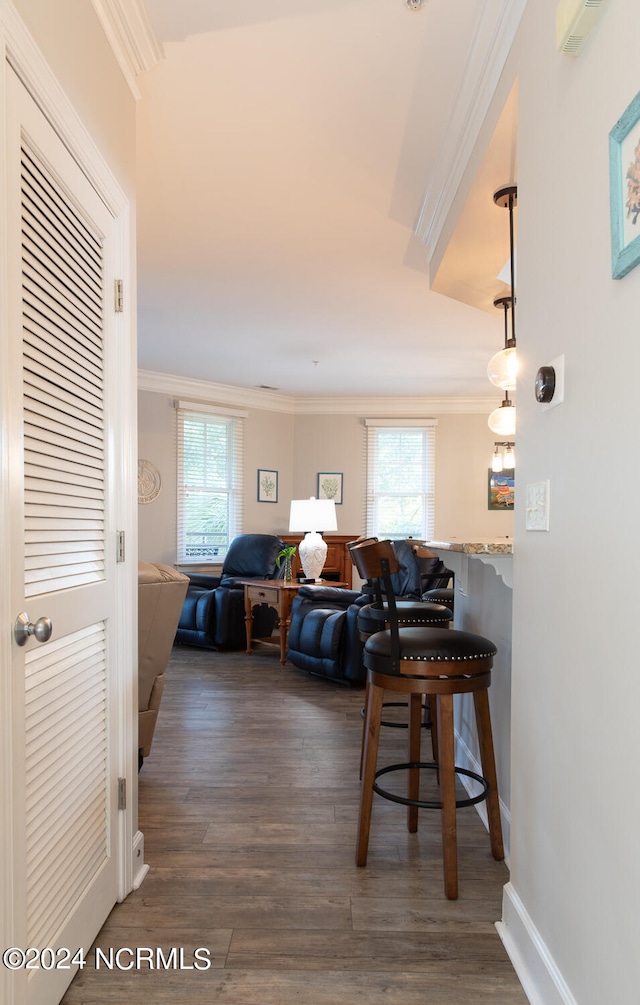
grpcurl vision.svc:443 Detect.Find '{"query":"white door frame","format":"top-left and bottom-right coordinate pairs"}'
top-left (0, 4), bottom-right (138, 1003)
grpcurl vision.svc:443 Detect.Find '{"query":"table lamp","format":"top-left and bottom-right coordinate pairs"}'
top-left (288, 497), bottom-right (337, 582)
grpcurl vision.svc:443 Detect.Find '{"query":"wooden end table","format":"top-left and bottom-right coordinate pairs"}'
top-left (242, 580), bottom-right (346, 664)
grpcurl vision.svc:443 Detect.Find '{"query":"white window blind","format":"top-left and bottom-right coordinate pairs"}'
top-left (365, 419), bottom-right (436, 540)
top-left (176, 406), bottom-right (244, 563)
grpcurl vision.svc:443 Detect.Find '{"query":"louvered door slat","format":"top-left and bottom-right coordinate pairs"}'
top-left (25, 622), bottom-right (107, 949)
top-left (21, 147), bottom-right (102, 266)
top-left (23, 257), bottom-right (102, 335)
top-left (25, 457), bottom-right (103, 486)
top-left (22, 201), bottom-right (103, 301)
top-left (23, 300), bottom-right (103, 373)
top-left (24, 397), bottom-right (102, 439)
top-left (24, 515), bottom-right (103, 532)
top-left (24, 431), bottom-right (103, 466)
top-left (23, 332), bottom-right (103, 400)
top-left (22, 216), bottom-right (103, 311)
top-left (24, 528), bottom-right (103, 544)
top-left (25, 365), bottom-right (103, 420)
top-left (27, 711), bottom-right (106, 798)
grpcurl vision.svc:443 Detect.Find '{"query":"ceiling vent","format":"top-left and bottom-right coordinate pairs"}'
top-left (556, 0), bottom-right (607, 56)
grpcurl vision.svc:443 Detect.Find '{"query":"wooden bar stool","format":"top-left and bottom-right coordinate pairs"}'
top-left (351, 539), bottom-right (504, 900)
top-left (352, 540), bottom-right (452, 743)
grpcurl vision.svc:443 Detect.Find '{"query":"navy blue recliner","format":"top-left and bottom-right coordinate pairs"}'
top-left (286, 539), bottom-right (453, 686)
top-left (175, 533), bottom-right (285, 650)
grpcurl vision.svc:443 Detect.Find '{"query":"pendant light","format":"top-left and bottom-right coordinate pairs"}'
top-left (492, 441), bottom-right (515, 472)
top-left (488, 395), bottom-right (516, 436)
top-left (488, 184), bottom-right (517, 436)
top-left (487, 296), bottom-right (517, 390)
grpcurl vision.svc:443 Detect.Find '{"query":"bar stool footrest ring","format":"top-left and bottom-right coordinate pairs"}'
top-left (360, 702), bottom-right (432, 730)
top-left (373, 761), bottom-right (489, 810)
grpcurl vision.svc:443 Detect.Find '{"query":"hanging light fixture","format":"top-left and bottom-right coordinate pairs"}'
top-left (487, 296), bottom-right (517, 391)
top-left (488, 395), bottom-right (516, 436)
top-left (488, 184), bottom-right (517, 435)
top-left (492, 441), bottom-right (515, 473)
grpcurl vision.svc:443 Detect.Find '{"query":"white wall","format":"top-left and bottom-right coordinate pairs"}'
top-left (138, 390), bottom-right (513, 565)
top-left (502, 2), bottom-right (640, 1002)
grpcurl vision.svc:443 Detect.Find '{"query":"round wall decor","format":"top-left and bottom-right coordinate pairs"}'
top-left (138, 459), bottom-right (162, 504)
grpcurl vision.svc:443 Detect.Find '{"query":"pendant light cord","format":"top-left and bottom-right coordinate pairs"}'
top-left (508, 191), bottom-right (516, 345)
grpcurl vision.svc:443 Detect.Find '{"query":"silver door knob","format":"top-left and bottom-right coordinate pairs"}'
top-left (14, 612), bottom-right (53, 646)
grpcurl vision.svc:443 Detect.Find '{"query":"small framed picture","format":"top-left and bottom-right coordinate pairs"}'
top-left (488, 470), bottom-right (514, 510)
top-left (609, 89), bottom-right (640, 278)
top-left (317, 472), bottom-right (343, 504)
top-left (257, 469), bottom-right (278, 503)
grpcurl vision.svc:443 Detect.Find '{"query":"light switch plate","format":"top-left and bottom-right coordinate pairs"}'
top-left (526, 481), bottom-right (550, 531)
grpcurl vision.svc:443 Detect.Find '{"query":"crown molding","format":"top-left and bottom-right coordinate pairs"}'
top-left (415, 0), bottom-right (527, 258)
top-left (137, 370), bottom-right (498, 416)
top-left (292, 396), bottom-right (500, 415)
top-left (90, 0), bottom-right (163, 100)
top-left (137, 369), bottom-right (298, 413)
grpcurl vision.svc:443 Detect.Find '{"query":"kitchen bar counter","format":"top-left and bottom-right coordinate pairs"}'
top-left (425, 539), bottom-right (513, 855)
top-left (426, 539), bottom-right (513, 591)
top-left (426, 539), bottom-right (513, 554)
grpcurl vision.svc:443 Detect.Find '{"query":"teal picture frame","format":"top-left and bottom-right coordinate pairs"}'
top-left (609, 89), bottom-right (640, 279)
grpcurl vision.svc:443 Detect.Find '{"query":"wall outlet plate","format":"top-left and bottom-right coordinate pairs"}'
top-left (540, 354), bottom-right (565, 412)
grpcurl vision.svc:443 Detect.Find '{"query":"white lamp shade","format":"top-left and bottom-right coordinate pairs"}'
top-left (288, 497), bottom-right (337, 533)
top-left (288, 497), bottom-right (337, 581)
top-left (488, 402), bottom-right (516, 436)
top-left (487, 346), bottom-right (518, 391)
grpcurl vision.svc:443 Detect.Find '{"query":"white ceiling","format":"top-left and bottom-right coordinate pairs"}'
top-left (134, 0), bottom-right (515, 400)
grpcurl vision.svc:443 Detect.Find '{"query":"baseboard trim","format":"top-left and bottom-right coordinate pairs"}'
top-left (496, 882), bottom-right (578, 1005)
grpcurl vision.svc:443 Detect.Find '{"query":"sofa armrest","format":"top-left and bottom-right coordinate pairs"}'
top-left (295, 585), bottom-right (361, 606)
top-left (187, 572), bottom-right (222, 590)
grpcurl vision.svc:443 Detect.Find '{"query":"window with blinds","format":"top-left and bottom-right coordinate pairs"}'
top-left (176, 404), bottom-right (244, 563)
top-left (365, 419), bottom-right (436, 540)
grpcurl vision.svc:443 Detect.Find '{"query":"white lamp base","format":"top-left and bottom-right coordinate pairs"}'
top-left (298, 531), bottom-right (328, 582)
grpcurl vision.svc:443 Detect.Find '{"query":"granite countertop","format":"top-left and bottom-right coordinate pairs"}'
top-left (425, 540), bottom-right (513, 555)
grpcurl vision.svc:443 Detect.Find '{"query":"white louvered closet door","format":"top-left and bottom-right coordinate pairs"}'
top-left (6, 70), bottom-right (120, 1005)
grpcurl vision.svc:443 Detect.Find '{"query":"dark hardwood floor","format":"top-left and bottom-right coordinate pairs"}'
top-left (61, 644), bottom-right (528, 1004)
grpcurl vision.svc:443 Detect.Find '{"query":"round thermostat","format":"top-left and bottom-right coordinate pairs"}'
top-left (535, 365), bottom-right (556, 404)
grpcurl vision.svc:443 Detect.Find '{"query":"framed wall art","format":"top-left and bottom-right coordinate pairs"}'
top-left (488, 470), bottom-right (514, 511)
top-left (317, 471), bottom-right (343, 504)
top-left (257, 468), bottom-right (278, 503)
top-left (609, 88), bottom-right (640, 278)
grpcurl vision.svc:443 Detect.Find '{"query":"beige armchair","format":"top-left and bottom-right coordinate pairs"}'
top-left (138, 562), bottom-right (189, 765)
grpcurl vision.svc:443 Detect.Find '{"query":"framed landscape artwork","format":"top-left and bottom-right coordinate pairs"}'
top-left (317, 472), bottom-right (343, 504)
top-left (488, 470), bottom-right (514, 510)
top-left (257, 468), bottom-right (278, 503)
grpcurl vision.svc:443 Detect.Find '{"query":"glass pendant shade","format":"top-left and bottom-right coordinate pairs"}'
top-left (487, 345), bottom-right (518, 391)
top-left (492, 449), bottom-right (503, 473)
top-left (503, 444), bottom-right (515, 468)
top-left (488, 400), bottom-right (516, 436)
